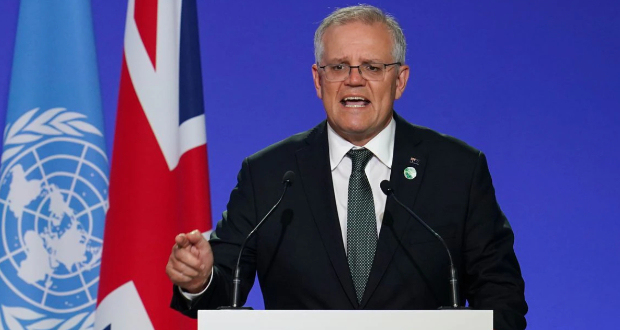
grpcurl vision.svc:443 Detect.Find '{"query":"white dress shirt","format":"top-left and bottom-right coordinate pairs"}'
top-left (182, 117), bottom-right (395, 300)
top-left (327, 118), bottom-right (395, 251)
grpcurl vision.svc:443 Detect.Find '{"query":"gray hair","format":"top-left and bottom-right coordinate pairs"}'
top-left (314, 4), bottom-right (406, 64)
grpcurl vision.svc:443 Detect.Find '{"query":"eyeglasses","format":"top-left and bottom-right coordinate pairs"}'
top-left (318, 62), bottom-right (401, 81)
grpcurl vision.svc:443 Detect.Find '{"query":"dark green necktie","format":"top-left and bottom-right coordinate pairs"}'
top-left (346, 148), bottom-right (378, 303)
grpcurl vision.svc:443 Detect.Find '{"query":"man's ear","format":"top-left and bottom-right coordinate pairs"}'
top-left (312, 64), bottom-right (323, 99)
top-left (394, 64), bottom-right (410, 100)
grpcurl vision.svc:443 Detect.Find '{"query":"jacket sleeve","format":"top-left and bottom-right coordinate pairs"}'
top-left (462, 152), bottom-right (528, 330)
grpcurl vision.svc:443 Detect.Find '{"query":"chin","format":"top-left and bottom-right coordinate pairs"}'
top-left (340, 124), bottom-right (375, 137)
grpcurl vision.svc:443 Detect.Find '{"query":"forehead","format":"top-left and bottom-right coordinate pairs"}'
top-left (321, 21), bottom-right (394, 63)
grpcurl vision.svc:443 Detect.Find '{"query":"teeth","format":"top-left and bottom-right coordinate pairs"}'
top-left (341, 96), bottom-right (370, 107)
top-left (343, 96), bottom-right (368, 101)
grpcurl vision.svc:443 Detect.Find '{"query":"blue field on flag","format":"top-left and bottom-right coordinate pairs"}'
top-left (0, 1), bottom-right (108, 329)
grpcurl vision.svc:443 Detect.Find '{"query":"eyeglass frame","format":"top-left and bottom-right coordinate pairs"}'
top-left (317, 62), bottom-right (402, 81)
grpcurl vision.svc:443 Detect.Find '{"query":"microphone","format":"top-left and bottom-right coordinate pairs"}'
top-left (218, 171), bottom-right (295, 309)
top-left (380, 180), bottom-right (466, 309)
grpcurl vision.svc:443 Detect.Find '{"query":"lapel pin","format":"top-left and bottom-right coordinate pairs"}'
top-left (404, 167), bottom-right (417, 180)
top-left (409, 157), bottom-right (420, 166)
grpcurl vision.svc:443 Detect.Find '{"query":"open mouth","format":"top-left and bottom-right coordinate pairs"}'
top-left (340, 96), bottom-right (370, 108)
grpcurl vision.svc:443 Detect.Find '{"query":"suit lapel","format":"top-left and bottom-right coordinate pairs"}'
top-left (360, 114), bottom-right (428, 307)
top-left (295, 122), bottom-right (358, 307)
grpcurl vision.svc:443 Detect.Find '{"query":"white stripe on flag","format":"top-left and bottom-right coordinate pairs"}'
top-left (94, 281), bottom-right (155, 330)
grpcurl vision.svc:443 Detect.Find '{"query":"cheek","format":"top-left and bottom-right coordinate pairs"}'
top-left (376, 85), bottom-right (397, 107)
top-left (322, 83), bottom-right (341, 99)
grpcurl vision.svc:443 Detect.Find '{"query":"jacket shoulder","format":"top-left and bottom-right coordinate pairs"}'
top-left (395, 115), bottom-right (482, 162)
top-left (416, 125), bottom-right (480, 154)
top-left (246, 121), bottom-right (325, 163)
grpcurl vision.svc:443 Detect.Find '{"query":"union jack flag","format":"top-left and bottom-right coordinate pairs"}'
top-left (95, 0), bottom-right (212, 329)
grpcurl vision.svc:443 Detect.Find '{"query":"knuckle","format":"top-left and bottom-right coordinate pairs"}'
top-left (174, 248), bottom-right (187, 260)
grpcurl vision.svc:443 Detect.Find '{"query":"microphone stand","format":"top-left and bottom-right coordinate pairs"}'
top-left (218, 172), bottom-right (294, 309)
top-left (381, 181), bottom-right (469, 309)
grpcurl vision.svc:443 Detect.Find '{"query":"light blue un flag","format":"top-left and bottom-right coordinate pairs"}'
top-left (0, 1), bottom-right (108, 329)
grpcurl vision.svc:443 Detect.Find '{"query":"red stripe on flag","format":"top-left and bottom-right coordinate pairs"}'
top-left (97, 57), bottom-right (209, 329)
top-left (134, 0), bottom-right (158, 69)
top-left (176, 145), bottom-right (212, 227)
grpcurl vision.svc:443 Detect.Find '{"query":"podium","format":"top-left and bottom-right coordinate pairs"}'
top-left (198, 310), bottom-right (492, 330)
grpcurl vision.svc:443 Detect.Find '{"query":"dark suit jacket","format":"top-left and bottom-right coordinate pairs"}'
top-left (171, 113), bottom-right (527, 330)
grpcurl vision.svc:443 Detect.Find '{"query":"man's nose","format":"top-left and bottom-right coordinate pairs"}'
top-left (345, 66), bottom-right (366, 86)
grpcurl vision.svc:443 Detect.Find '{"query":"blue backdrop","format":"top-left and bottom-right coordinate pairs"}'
top-left (1, 1), bottom-right (618, 329)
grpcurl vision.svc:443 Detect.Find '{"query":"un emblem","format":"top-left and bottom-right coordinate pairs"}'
top-left (0, 108), bottom-right (108, 329)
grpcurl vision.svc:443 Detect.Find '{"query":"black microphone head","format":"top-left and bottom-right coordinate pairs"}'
top-left (282, 171), bottom-right (295, 186)
top-left (380, 180), bottom-right (393, 196)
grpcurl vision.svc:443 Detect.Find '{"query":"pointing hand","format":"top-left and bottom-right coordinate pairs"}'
top-left (166, 229), bottom-right (213, 293)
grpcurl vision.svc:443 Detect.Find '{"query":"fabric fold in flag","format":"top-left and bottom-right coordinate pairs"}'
top-left (94, 0), bottom-right (212, 329)
top-left (0, 1), bottom-right (109, 329)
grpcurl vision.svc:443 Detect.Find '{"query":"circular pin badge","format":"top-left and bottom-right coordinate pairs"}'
top-left (404, 167), bottom-right (417, 180)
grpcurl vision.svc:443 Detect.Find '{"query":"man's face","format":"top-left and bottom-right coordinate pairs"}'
top-left (312, 21), bottom-right (409, 146)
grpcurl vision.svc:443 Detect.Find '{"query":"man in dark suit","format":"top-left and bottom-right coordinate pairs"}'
top-left (166, 5), bottom-right (527, 330)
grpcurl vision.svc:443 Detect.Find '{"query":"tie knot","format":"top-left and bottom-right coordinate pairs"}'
top-left (347, 148), bottom-right (374, 172)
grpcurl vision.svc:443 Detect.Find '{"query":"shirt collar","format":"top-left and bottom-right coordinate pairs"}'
top-left (327, 117), bottom-right (395, 170)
